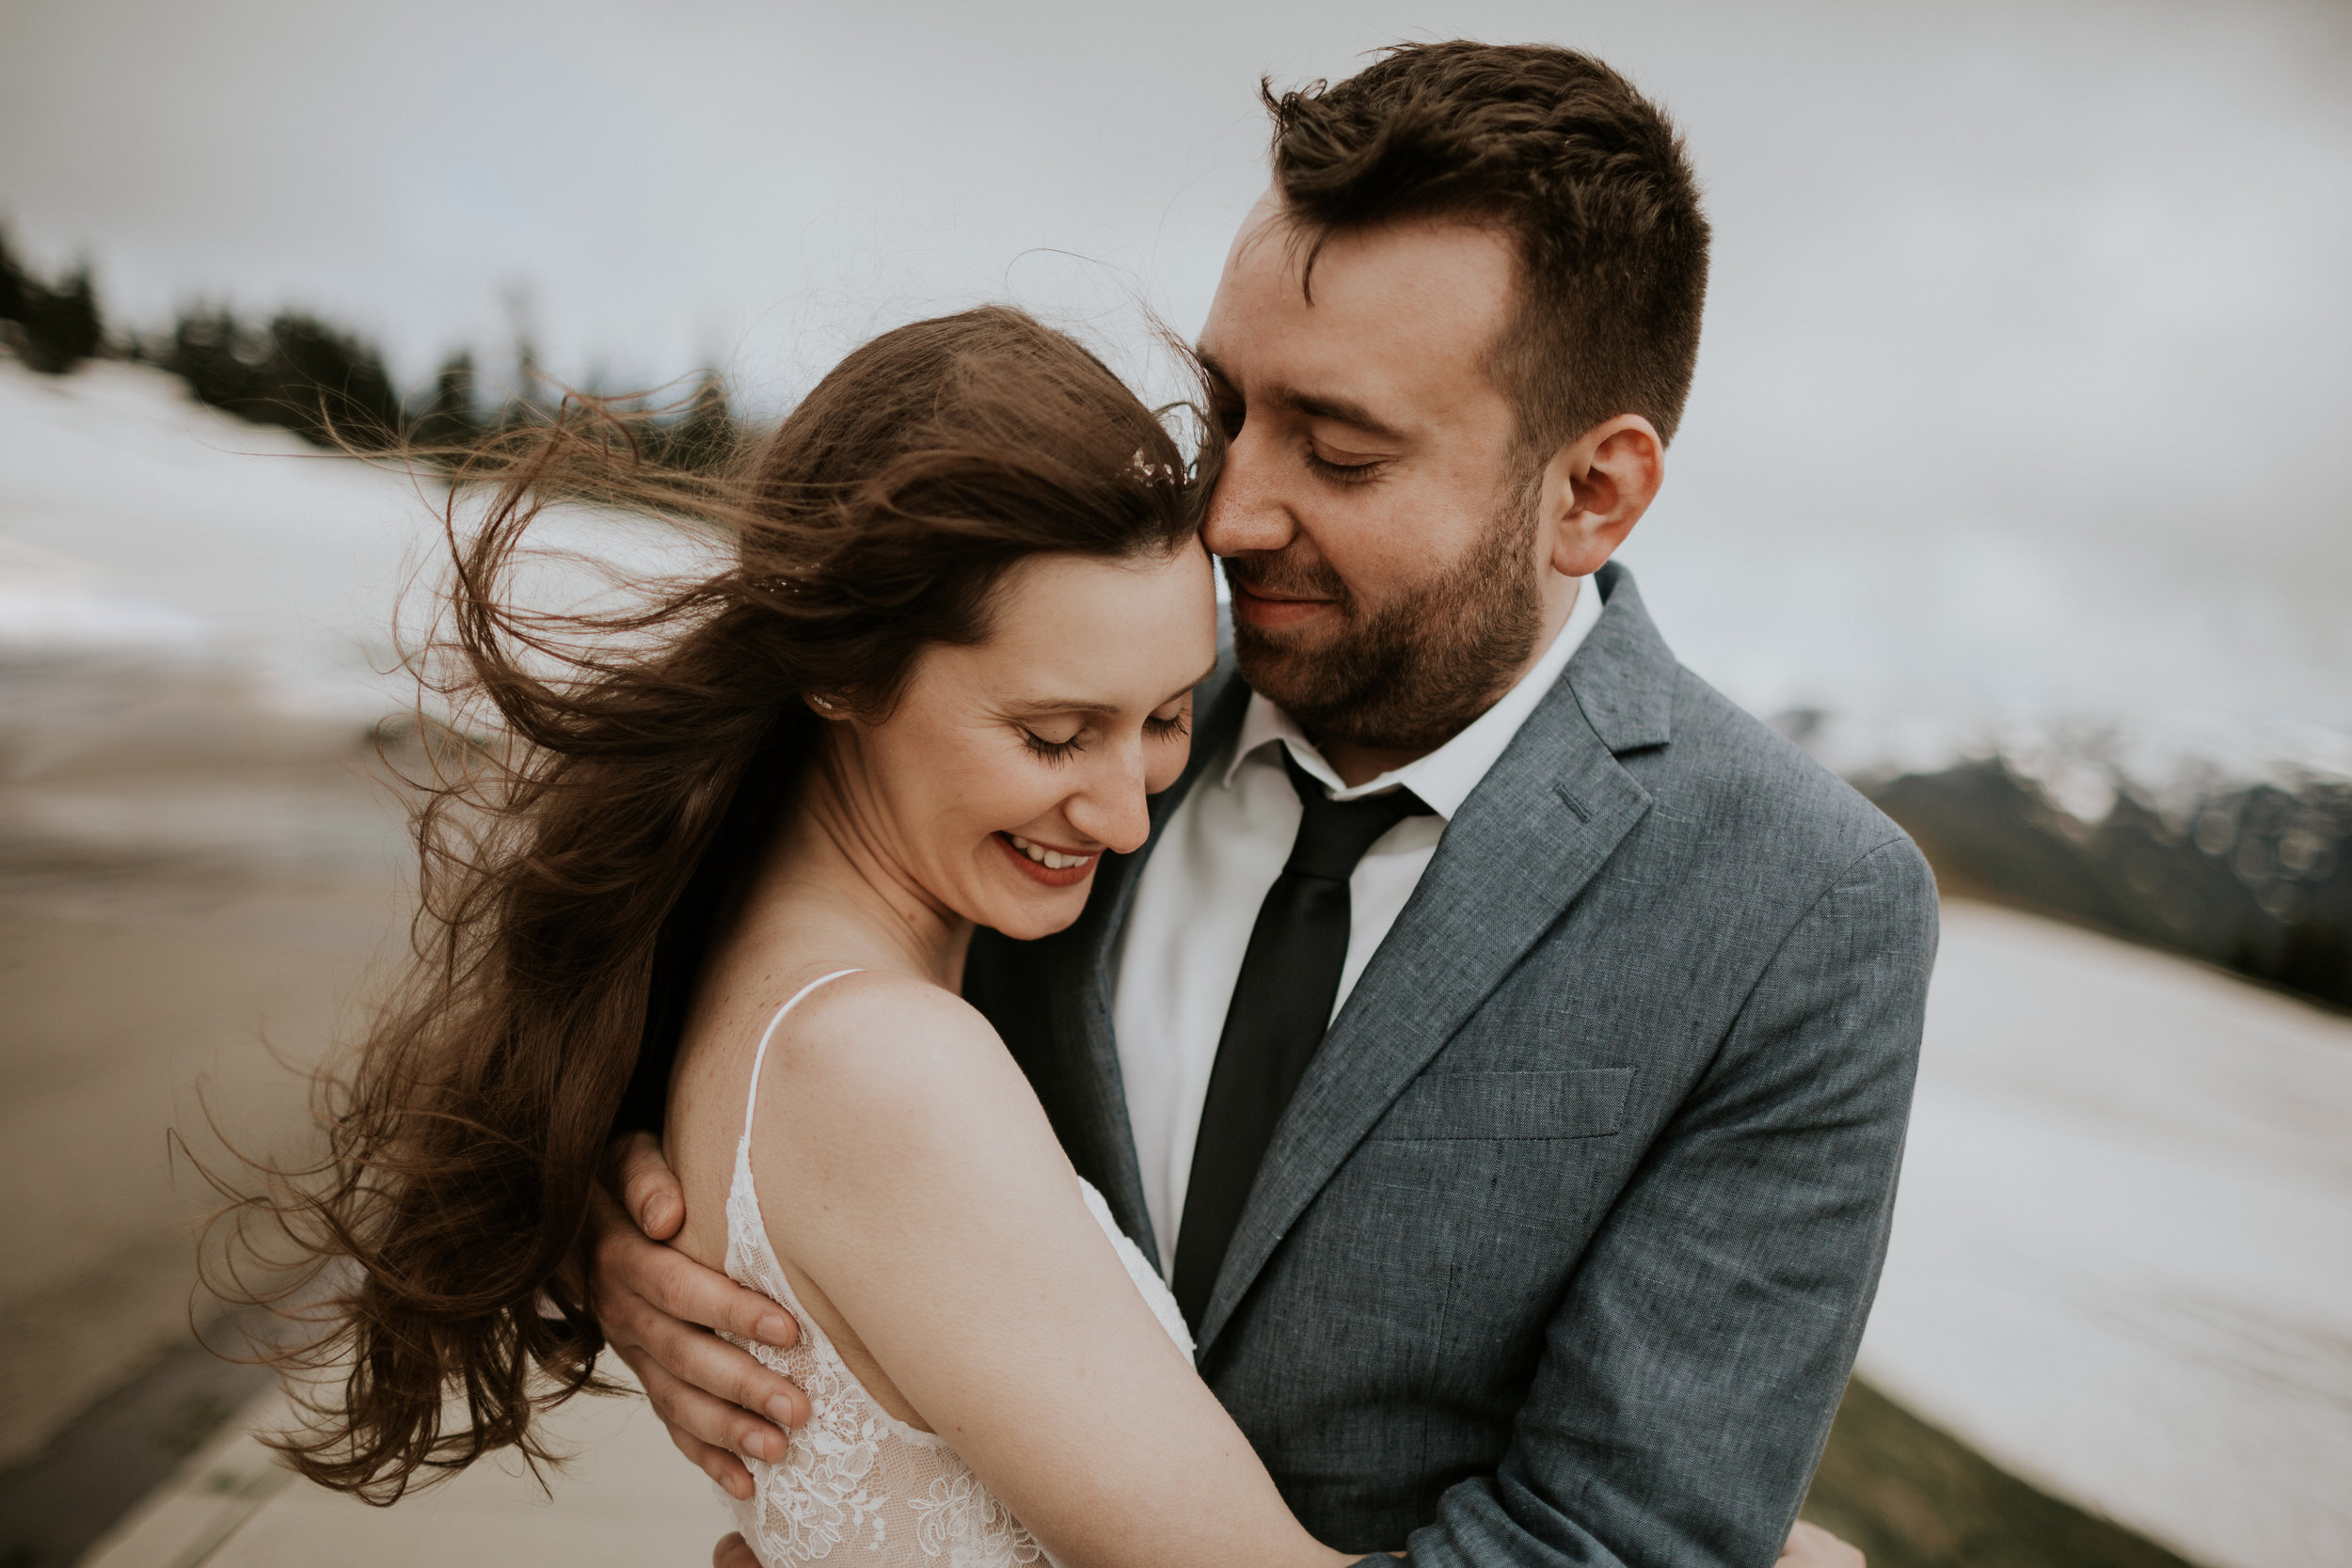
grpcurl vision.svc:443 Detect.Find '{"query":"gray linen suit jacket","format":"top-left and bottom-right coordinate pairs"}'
top-left (962, 562), bottom-right (1938, 1567)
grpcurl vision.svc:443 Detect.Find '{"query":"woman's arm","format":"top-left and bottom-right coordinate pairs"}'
top-left (755, 974), bottom-right (1349, 1568)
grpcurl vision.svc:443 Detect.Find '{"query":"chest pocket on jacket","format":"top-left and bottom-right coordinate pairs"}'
top-left (1368, 1068), bottom-right (1634, 1141)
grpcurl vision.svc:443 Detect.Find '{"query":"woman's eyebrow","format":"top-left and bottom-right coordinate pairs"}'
top-left (1004, 696), bottom-right (1120, 717)
top-left (1004, 662), bottom-right (1218, 719)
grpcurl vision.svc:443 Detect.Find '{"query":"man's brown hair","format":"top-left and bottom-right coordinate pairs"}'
top-left (1263, 40), bottom-right (1709, 452)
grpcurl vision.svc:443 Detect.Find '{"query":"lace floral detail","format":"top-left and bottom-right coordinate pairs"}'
top-left (724, 1161), bottom-right (893, 1560)
top-left (716, 973), bottom-right (1192, 1567)
top-left (909, 1473), bottom-right (1044, 1567)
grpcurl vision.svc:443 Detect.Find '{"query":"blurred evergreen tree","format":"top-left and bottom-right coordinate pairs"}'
top-left (651, 371), bottom-right (736, 471)
top-left (163, 307), bottom-right (405, 449)
top-left (500, 331), bottom-right (545, 428)
top-left (0, 230), bottom-right (28, 326)
top-left (5, 227), bottom-right (736, 471)
top-left (268, 311), bottom-right (404, 446)
top-left (408, 351), bottom-right (480, 450)
top-left (31, 267), bottom-right (104, 371)
top-left (0, 228), bottom-right (105, 373)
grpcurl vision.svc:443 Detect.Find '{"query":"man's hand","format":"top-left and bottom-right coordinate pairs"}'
top-left (1779, 1520), bottom-right (1864, 1568)
top-left (593, 1132), bottom-right (811, 1500)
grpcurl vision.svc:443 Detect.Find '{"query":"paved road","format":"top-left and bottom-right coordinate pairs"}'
top-left (0, 776), bottom-right (407, 1470)
top-left (83, 1371), bottom-right (720, 1568)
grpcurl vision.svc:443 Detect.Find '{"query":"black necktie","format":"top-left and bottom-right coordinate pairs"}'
top-left (1171, 748), bottom-right (1432, 1330)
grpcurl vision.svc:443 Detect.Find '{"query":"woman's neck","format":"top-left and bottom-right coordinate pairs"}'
top-left (747, 749), bottom-right (973, 991)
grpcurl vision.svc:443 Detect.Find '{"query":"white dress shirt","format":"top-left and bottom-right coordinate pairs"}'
top-left (1111, 577), bottom-right (1607, 1273)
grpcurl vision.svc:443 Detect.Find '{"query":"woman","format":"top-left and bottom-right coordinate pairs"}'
top-left (246, 306), bottom-right (1858, 1568)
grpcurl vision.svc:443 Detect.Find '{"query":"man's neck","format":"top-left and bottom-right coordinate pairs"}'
top-left (1314, 735), bottom-right (1436, 790)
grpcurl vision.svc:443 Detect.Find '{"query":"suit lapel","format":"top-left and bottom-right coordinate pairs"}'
top-left (1194, 564), bottom-right (1677, 1352)
top-left (1034, 659), bottom-right (1252, 1261)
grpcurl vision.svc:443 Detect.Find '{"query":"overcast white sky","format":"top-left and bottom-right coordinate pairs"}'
top-left (7, 0), bottom-right (2351, 756)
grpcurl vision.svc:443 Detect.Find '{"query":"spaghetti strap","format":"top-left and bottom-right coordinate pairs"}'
top-left (740, 969), bottom-right (864, 1144)
top-left (713, 955), bottom-right (1190, 1565)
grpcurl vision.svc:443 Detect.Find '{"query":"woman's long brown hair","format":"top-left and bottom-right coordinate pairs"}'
top-left (215, 307), bottom-right (1207, 1502)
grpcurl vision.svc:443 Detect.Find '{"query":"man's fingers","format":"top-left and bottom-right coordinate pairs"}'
top-left (714, 1533), bottom-right (762, 1568)
top-left (620, 1338), bottom-right (797, 1464)
top-left (632, 1298), bottom-right (809, 1426)
top-left (609, 1131), bottom-right (687, 1239)
top-left (622, 1338), bottom-right (793, 1459)
top-left (634, 1354), bottom-right (758, 1497)
top-left (678, 1425), bottom-right (755, 1501)
top-left (598, 1222), bottom-right (799, 1350)
top-left (674, 1420), bottom-right (755, 1502)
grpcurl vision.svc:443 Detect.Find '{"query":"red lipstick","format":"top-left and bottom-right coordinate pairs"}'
top-left (993, 832), bottom-right (1099, 888)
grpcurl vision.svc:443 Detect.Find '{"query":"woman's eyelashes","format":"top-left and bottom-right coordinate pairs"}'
top-left (1019, 711), bottom-right (1189, 763)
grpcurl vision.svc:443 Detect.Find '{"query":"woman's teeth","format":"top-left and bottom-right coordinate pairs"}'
top-left (1009, 834), bottom-right (1089, 871)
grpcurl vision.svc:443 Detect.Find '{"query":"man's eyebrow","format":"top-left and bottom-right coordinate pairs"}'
top-left (1194, 349), bottom-right (1407, 445)
top-left (1283, 390), bottom-right (1409, 445)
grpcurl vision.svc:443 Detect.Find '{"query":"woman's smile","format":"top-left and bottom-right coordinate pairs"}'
top-left (993, 831), bottom-right (1100, 887)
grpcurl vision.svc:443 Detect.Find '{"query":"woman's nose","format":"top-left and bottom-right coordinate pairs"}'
top-left (1065, 743), bottom-right (1152, 856)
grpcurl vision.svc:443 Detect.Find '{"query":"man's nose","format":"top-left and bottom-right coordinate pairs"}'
top-left (1200, 426), bottom-right (1296, 559)
top-left (1064, 742), bottom-right (1152, 857)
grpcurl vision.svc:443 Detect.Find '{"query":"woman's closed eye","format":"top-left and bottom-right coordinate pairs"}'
top-left (1022, 727), bottom-right (1084, 762)
top-left (1023, 708), bottom-right (1188, 764)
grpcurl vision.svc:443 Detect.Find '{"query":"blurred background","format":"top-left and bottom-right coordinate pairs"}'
top-left (1, 2), bottom-right (2346, 1565)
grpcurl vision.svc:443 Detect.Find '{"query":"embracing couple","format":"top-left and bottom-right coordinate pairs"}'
top-left (274, 41), bottom-right (1933, 1568)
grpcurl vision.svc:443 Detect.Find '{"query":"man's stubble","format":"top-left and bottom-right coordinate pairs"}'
top-left (1225, 485), bottom-right (1546, 755)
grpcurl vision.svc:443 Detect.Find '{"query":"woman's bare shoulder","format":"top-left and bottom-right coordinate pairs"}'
top-left (752, 970), bottom-right (1051, 1171)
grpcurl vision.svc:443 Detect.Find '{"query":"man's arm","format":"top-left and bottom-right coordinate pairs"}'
top-left (1406, 836), bottom-right (1936, 1567)
top-left (590, 1132), bottom-right (811, 1498)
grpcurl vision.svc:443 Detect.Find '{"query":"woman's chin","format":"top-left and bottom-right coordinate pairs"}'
top-left (947, 832), bottom-right (1106, 940)
top-left (978, 879), bottom-right (1096, 941)
top-left (974, 849), bottom-right (1100, 940)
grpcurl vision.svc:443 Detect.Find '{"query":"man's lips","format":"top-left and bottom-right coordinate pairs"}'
top-left (1230, 579), bottom-right (1337, 630)
top-left (993, 831), bottom-right (1100, 888)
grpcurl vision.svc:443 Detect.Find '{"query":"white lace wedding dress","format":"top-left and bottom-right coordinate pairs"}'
top-left (721, 970), bottom-right (1195, 1567)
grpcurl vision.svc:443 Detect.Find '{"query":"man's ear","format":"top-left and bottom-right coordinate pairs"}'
top-left (1534, 414), bottom-right (1664, 579)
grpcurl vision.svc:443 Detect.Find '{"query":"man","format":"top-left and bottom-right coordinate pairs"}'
top-left (596, 41), bottom-right (1931, 1566)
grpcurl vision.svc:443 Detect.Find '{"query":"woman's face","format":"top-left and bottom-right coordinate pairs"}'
top-left (833, 543), bottom-right (1219, 941)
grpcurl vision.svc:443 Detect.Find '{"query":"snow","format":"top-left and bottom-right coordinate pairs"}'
top-left (0, 359), bottom-right (715, 778)
top-left (1862, 902), bottom-right (2352, 1568)
top-left (0, 358), bottom-right (428, 735)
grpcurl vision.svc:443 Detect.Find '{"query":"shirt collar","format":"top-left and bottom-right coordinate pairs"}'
top-left (1220, 572), bottom-right (1606, 819)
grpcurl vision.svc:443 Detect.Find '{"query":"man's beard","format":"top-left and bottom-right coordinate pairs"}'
top-left (1225, 491), bottom-right (1546, 754)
